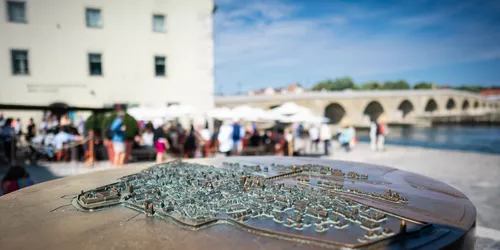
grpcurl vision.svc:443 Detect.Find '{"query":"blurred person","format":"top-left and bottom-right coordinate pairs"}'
top-left (231, 119), bottom-right (245, 155)
top-left (218, 120), bottom-right (234, 156)
top-left (43, 111), bottom-right (52, 121)
top-left (297, 123), bottom-right (304, 137)
top-left (141, 125), bottom-right (154, 148)
top-left (14, 118), bottom-right (22, 136)
top-left (251, 122), bottom-right (258, 134)
top-left (110, 112), bottom-right (127, 166)
top-left (40, 118), bottom-right (49, 134)
top-left (249, 127), bottom-right (261, 147)
top-left (2, 118), bottom-right (15, 163)
top-left (184, 124), bottom-right (202, 158)
top-left (60, 114), bottom-right (71, 127)
top-left (0, 112), bottom-right (4, 127)
top-left (77, 116), bottom-right (85, 136)
top-left (309, 125), bottom-right (319, 152)
top-left (349, 125), bottom-right (357, 149)
top-left (376, 116), bottom-right (389, 151)
top-left (154, 122), bottom-right (169, 163)
top-left (0, 165), bottom-right (35, 195)
top-left (284, 128), bottom-right (293, 156)
top-left (262, 130), bottom-right (274, 154)
top-left (26, 118), bottom-right (36, 143)
top-left (200, 122), bottom-right (211, 142)
top-left (320, 122), bottom-right (332, 156)
top-left (47, 115), bottom-right (59, 130)
top-left (274, 130), bottom-right (285, 156)
top-left (53, 126), bottom-right (81, 161)
top-left (339, 122), bottom-right (355, 152)
top-left (370, 121), bottom-right (378, 151)
top-left (291, 122), bottom-right (299, 137)
top-left (199, 123), bottom-right (211, 157)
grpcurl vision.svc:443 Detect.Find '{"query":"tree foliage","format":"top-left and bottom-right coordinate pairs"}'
top-left (312, 77), bottom-right (358, 91)
top-left (453, 85), bottom-right (494, 93)
top-left (382, 80), bottom-right (410, 90)
top-left (311, 77), bottom-right (493, 92)
top-left (85, 113), bottom-right (107, 133)
top-left (101, 113), bottom-right (139, 140)
top-left (361, 81), bottom-right (381, 90)
top-left (414, 82), bottom-right (434, 89)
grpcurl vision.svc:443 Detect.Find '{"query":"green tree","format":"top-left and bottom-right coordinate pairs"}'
top-left (102, 112), bottom-right (139, 140)
top-left (414, 82), bottom-right (434, 89)
top-left (85, 112), bottom-right (107, 134)
top-left (454, 85), bottom-right (492, 93)
top-left (382, 80), bottom-right (410, 90)
top-left (361, 81), bottom-right (381, 90)
top-left (312, 77), bottom-right (359, 91)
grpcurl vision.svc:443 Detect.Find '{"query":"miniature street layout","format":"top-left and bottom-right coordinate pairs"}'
top-left (74, 160), bottom-right (423, 248)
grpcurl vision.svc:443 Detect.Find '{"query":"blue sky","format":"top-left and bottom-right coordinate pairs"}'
top-left (213, 0), bottom-right (500, 94)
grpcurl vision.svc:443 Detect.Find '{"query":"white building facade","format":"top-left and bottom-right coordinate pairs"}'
top-left (0, 0), bottom-right (215, 111)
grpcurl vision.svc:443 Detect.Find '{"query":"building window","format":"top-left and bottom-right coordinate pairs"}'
top-left (153, 14), bottom-right (165, 32)
top-left (11, 49), bottom-right (29, 75)
top-left (7, 1), bottom-right (26, 23)
top-left (155, 56), bottom-right (166, 76)
top-left (88, 53), bottom-right (102, 75)
top-left (86, 8), bottom-right (102, 28)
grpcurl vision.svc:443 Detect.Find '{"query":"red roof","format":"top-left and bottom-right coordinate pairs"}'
top-left (480, 89), bottom-right (500, 96)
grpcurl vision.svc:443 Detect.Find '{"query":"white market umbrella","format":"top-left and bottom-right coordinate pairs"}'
top-left (280, 109), bottom-right (329, 124)
top-left (257, 109), bottom-right (286, 122)
top-left (127, 106), bottom-right (167, 121)
top-left (270, 102), bottom-right (311, 116)
top-left (165, 104), bottom-right (196, 119)
top-left (207, 107), bottom-right (234, 120)
top-left (232, 105), bottom-right (260, 121)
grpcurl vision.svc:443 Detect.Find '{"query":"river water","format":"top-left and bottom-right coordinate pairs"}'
top-left (356, 125), bottom-right (500, 154)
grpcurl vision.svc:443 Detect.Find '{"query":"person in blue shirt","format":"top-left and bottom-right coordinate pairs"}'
top-left (231, 119), bottom-right (245, 155)
top-left (339, 123), bottom-right (356, 152)
top-left (111, 112), bottom-right (127, 166)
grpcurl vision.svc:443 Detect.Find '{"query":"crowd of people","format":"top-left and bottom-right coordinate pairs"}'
top-left (0, 111), bottom-right (86, 164)
top-left (0, 110), bottom-right (391, 168)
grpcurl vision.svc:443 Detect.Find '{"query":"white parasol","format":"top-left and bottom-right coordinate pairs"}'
top-left (127, 106), bottom-right (167, 121)
top-left (270, 102), bottom-right (311, 116)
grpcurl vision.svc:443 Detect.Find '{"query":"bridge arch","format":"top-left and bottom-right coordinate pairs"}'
top-left (462, 100), bottom-right (470, 110)
top-left (324, 103), bottom-right (346, 124)
top-left (363, 101), bottom-right (384, 121)
top-left (397, 100), bottom-right (414, 118)
top-left (424, 99), bottom-right (438, 113)
top-left (446, 98), bottom-right (456, 110)
top-left (473, 101), bottom-right (479, 109)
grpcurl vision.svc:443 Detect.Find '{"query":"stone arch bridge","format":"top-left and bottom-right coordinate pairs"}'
top-left (215, 90), bottom-right (500, 127)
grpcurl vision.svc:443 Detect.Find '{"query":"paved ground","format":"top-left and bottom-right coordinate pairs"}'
top-left (1, 144), bottom-right (499, 249)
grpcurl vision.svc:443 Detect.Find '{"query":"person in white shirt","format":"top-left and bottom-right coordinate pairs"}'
top-left (319, 123), bottom-right (332, 156)
top-left (14, 118), bottom-right (22, 135)
top-left (369, 121), bottom-right (378, 151)
top-left (217, 120), bottom-right (234, 156)
top-left (309, 125), bottom-right (319, 152)
top-left (141, 129), bottom-right (154, 148)
top-left (200, 124), bottom-right (211, 142)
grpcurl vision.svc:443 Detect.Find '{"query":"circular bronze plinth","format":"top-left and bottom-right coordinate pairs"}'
top-left (0, 157), bottom-right (476, 249)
